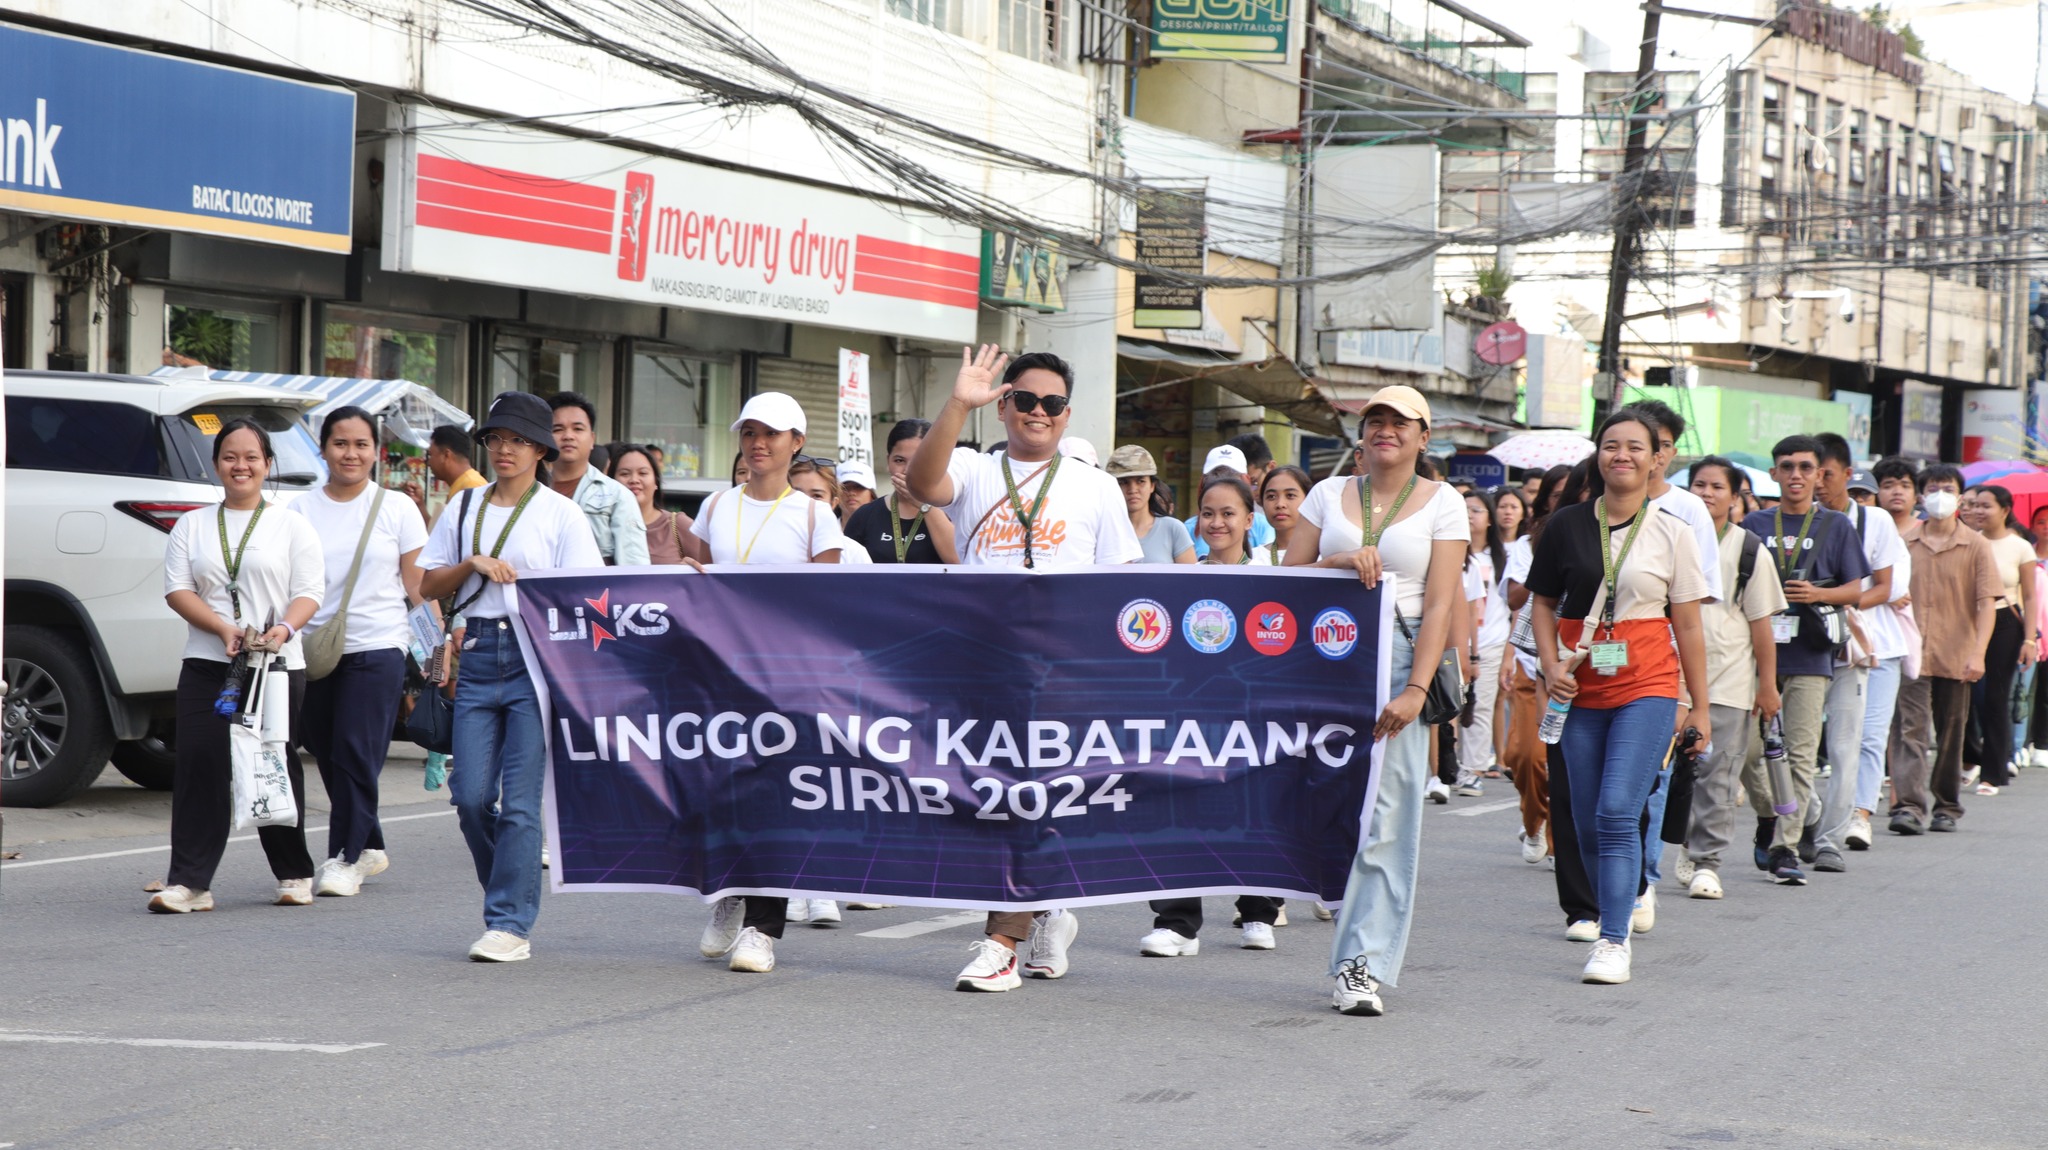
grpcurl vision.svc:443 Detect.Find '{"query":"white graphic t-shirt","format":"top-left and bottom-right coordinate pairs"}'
top-left (944, 450), bottom-right (1142, 568)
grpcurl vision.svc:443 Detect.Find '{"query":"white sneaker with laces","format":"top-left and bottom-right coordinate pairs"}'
top-left (356, 848), bottom-right (389, 878)
top-left (1138, 928), bottom-right (1200, 956)
top-left (785, 899), bottom-right (810, 923)
top-left (1241, 922), bottom-right (1276, 950)
top-left (846, 902), bottom-right (895, 910)
top-left (808, 899), bottom-right (842, 925)
top-left (1520, 823), bottom-right (1547, 864)
top-left (1331, 958), bottom-right (1384, 1015)
top-left (728, 926), bottom-right (776, 972)
top-left (699, 896), bottom-right (746, 957)
top-left (1631, 887), bottom-right (1656, 934)
top-left (147, 885), bottom-right (213, 914)
top-left (1022, 909), bottom-right (1079, 979)
top-left (1425, 778), bottom-right (1451, 804)
top-left (314, 858), bottom-right (362, 898)
top-left (1845, 812), bottom-right (1873, 850)
top-left (1687, 870), bottom-right (1723, 899)
top-left (1581, 938), bottom-right (1632, 984)
top-left (1565, 919), bottom-right (1600, 942)
top-left (468, 930), bottom-right (530, 962)
top-left (955, 938), bottom-right (1021, 992)
top-left (274, 878), bottom-right (313, 906)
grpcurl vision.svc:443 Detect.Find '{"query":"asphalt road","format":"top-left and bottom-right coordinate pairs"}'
top-left (6, 759), bottom-right (2048, 1149)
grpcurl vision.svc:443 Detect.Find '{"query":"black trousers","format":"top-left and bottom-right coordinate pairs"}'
top-left (1149, 896), bottom-right (1279, 937)
top-left (1545, 741), bottom-right (1600, 926)
top-left (1436, 721), bottom-right (1459, 785)
top-left (298, 648), bottom-right (406, 864)
top-left (744, 897), bottom-right (787, 939)
top-left (168, 658), bottom-right (314, 890)
top-left (1966, 610), bottom-right (2024, 786)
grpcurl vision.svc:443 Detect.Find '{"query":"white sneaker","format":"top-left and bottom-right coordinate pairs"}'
top-left (274, 878), bottom-right (313, 906)
top-left (1631, 888), bottom-right (1656, 934)
top-left (1688, 870), bottom-right (1723, 899)
top-left (785, 899), bottom-right (810, 923)
top-left (1138, 928), bottom-right (1200, 956)
top-left (147, 885), bottom-right (213, 914)
top-left (1520, 823), bottom-right (1547, 864)
top-left (1022, 909), bottom-right (1078, 979)
top-left (468, 930), bottom-right (530, 962)
top-left (1273, 904), bottom-right (1289, 927)
top-left (808, 899), bottom-right (842, 926)
top-left (1312, 903), bottom-right (1335, 921)
top-left (1672, 854), bottom-right (1696, 886)
top-left (356, 848), bottom-right (389, 878)
top-left (728, 926), bottom-right (776, 972)
top-left (314, 858), bottom-right (362, 898)
top-left (1426, 778), bottom-right (1451, 804)
top-left (846, 902), bottom-right (895, 910)
top-left (955, 938), bottom-right (1021, 992)
top-left (1241, 922), bottom-right (1276, 950)
top-left (1962, 764), bottom-right (1982, 787)
top-left (540, 846), bottom-right (550, 870)
top-left (699, 896), bottom-right (745, 958)
top-left (1845, 812), bottom-right (1873, 851)
top-left (1565, 919), bottom-right (1601, 942)
top-left (1331, 958), bottom-right (1384, 1015)
top-left (1581, 938), bottom-right (1632, 984)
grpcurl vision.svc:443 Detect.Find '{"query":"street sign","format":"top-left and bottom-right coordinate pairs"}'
top-left (1475, 321), bottom-right (1527, 365)
top-left (1446, 452), bottom-right (1506, 490)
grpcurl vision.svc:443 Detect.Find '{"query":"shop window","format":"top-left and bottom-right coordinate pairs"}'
top-left (322, 306), bottom-right (466, 409)
top-left (1761, 80), bottom-right (1783, 161)
top-left (492, 333), bottom-right (613, 432)
top-left (626, 348), bottom-right (735, 484)
top-left (998, 0), bottom-right (1063, 64)
top-left (166, 293), bottom-right (285, 372)
top-left (887, 0), bottom-right (962, 34)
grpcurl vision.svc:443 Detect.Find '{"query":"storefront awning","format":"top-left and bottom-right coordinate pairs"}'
top-left (153, 368), bottom-right (473, 447)
top-left (1116, 340), bottom-right (1345, 438)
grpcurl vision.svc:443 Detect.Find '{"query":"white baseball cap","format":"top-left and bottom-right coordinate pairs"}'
top-left (1202, 444), bottom-right (1249, 476)
top-left (730, 391), bottom-right (808, 435)
top-left (836, 460), bottom-right (878, 489)
top-left (1059, 436), bottom-right (1100, 468)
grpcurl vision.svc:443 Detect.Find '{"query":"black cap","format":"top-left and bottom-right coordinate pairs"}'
top-left (478, 392), bottom-right (560, 462)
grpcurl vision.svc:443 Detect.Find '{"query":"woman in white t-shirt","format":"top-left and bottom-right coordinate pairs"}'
top-left (419, 392), bottom-right (603, 964)
top-left (1282, 386), bottom-right (1468, 1018)
top-left (688, 393), bottom-right (846, 974)
top-left (290, 407), bottom-right (430, 899)
top-left (1458, 491), bottom-right (1510, 791)
top-left (153, 419), bottom-right (325, 914)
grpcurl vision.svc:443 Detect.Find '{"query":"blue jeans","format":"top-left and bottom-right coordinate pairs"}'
top-left (1559, 696), bottom-right (1679, 944)
top-left (1641, 765), bottom-right (1671, 886)
top-left (450, 619), bottom-right (546, 938)
top-left (1329, 621), bottom-right (1425, 985)
top-left (1857, 657), bottom-right (1902, 814)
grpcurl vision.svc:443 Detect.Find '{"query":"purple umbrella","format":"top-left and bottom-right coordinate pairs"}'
top-left (1961, 460), bottom-right (2041, 485)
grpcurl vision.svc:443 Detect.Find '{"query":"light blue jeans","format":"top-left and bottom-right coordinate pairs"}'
top-left (1849, 658), bottom-right (1901, 824)
top-left (1559, 696), bottom-right (1680, 944)
top-left (1329, 622), bottom-right (1425, 986)
top-left (450, 619), bottom-right (547, 939)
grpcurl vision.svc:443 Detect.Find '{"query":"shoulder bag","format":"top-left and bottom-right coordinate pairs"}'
top-left (1395, 613), bottom-right (1464, 726)
top-left (404, 487), bottom-right (472, 755)
top-left (302, 486), bottom-right (387, 681)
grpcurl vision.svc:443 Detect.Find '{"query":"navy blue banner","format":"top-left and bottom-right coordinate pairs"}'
top-left (0, 23), bottom-right (354, 250)
top-left (516, 567), bottom-right (1388, 908)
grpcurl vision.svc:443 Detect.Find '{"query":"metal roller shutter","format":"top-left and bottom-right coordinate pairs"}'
top-left (753, 358), bottom-right (839, 460)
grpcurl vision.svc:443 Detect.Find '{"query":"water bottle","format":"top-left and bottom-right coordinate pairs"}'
top-left (1538, 698), bottom-right (1571, 744)
top-left (261, 659), bottom-right (291, 740)
top-left (1763, 715), bottom-right (1797, 816)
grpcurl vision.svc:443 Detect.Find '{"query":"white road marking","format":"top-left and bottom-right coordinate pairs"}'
top-left (857, 910), bottom-right (986, 939)
top-left (1, 809), bottom-right (457, 870)
top-left (1447, 798), bottom-right (1521, 817)
top-left (0, 1031), bottom-right (382, 1054)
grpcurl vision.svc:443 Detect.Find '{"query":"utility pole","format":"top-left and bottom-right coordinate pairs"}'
top-left (1593, 5), bottom-right (1664, 427)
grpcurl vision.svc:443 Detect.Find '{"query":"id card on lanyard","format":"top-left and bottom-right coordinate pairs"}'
top-left (1590, 498), bottom-right (1644, 676)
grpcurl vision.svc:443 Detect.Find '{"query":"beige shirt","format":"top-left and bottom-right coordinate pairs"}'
top-left (1905, 520), bottom-right (2002, 680)
top-left (1700, 524), bottom-right (1788, 710)
top-left (1987, 532), bottom-right (2034, 607)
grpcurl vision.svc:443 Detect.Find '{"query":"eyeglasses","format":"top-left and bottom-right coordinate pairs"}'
top-left (481, 433), bottom-right (538, 453)
top-left (1002, 391), bottom-right (1071, 417)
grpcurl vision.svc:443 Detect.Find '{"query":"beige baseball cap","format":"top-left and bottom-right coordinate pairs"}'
top-left (1105, 445), bottom-right (1158, 478)
top-left (1360, 384), bottom-right (1432, 427)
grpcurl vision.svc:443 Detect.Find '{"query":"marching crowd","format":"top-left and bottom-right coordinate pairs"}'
top-left (142, 344), bottom-right (2043, 1012)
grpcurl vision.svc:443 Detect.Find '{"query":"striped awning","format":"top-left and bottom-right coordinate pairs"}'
top-left (151, 368), bottom-right (472, 447)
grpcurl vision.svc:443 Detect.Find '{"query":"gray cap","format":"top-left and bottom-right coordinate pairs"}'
top-left (1847, 468), bottom-right (1878, 494)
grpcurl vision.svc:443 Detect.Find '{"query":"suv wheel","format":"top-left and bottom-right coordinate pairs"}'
top-left (1, 626), bottom-right (117, 807)
top-left (111, 720), bottom-right (177, 791)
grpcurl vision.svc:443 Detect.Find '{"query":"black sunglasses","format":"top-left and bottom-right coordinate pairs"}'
top-left (1003, 391), bottom-right (1071, 417)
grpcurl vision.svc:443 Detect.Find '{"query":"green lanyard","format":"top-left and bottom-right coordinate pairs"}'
top-left (1356, 474), bottom-right (1418, 547)
top-left (1001, 453), bottom-right (1062, 569)
top-left (216, 502), bottom-right (266, 623)
top-left (1596, 497), bottom-right (1646, 637)
top-left (457, 482), bottom-right (539, 614)
top-left (1772, 506), bottom-right (1816, 578)
top-left (892, 495), bottom-right (928, 564)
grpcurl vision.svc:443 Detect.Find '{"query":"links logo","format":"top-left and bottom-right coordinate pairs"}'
top-left (1181, 599), bottom-right (1237, 655)
top-left (1311, 608), bottom-right (1359, 660)
top-left (546, 588), bottom-right (671, 651)
top-left (1246, 602), bottom-right (1297, 656)
top-left (1117, 598), bottom-right (1172, 653)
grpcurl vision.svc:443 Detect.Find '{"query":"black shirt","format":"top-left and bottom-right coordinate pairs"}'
top-left (844, 497), bottom-right (944, 564)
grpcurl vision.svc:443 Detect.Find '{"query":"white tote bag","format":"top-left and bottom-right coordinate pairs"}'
top-left (228, 656), bottom-right (298, 831)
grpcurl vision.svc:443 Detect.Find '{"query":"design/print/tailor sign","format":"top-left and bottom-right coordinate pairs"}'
top-left (389, 108), bottom-right (982, 342)
top-left (0, 24), bottom-right (354, 252)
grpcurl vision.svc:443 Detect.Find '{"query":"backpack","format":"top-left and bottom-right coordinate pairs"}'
top-left (1732, 528), bottom-right (1761, 604)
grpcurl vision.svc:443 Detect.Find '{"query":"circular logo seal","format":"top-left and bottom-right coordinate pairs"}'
top-left (1181, 599), bottom-right (1238, 655)
top-left (1117, 598), bottom-right (1173, 654)
top-left (1246, 601), bottom-right (1297, 656)
top-left (1310, 607), bottom-right (1359, 660)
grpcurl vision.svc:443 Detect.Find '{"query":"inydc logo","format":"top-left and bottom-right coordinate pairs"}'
top-left (1310, 608), bottom-right (1359, 660)
top-left (1117, 598), bottom-right (1172, 653)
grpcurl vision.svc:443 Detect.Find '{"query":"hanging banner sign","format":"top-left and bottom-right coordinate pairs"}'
top-left (981, 231), bottom-right (1070, 311)
top-left (837, 348), bottom-right (873, 472)
top-left (517, 567), bottom-right (1389, 908)
top-left (1132, 185), bottom-right (1208, 330)
top-left (1149, 0), bottom-right (1291, 62)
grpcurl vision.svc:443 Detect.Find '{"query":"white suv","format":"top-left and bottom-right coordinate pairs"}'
top-left (3, 370), bottom-right (324, 806)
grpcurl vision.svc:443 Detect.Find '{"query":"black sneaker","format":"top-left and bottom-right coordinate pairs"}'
top-left (1889, 810), bottom-right (1925, 835)
top-left (1930, 813), bottom-right (1958, 832)
top-left (1798, 820), bottom-right (1820, 864)
top-left (1768, 846), bottom-right (1807, 885)
top-left (1812, 847), bottom-right (1846, 873)
top-left (1753, 816), bottom-right (1777, 871)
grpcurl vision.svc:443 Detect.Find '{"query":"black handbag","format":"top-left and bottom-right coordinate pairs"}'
top-left (1396, 614), bottom-right (1464, 726)
top-left (406, 683), bottom-right (454, 755)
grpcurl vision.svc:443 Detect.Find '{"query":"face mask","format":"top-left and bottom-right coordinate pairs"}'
top-left (1923, 491), bottom-right (1960, 520)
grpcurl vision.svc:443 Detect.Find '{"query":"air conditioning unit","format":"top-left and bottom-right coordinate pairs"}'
top-left (1947, 338), bottom-right (1966, 365)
